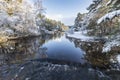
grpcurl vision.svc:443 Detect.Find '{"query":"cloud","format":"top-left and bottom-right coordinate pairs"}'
top-left (45, 14), bottom-right (63, 21)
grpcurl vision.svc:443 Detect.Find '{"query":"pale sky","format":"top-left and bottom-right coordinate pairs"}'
top-left (43, 0), bottom-right (93, 25)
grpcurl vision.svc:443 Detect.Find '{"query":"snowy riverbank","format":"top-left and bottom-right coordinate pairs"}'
top-left (66, 30), bottom-right (120, 53)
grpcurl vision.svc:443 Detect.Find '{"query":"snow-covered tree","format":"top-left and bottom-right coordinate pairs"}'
top-left (0, 0), bottom-right (43, 37)
top-left (97, 0), bottom-right (120, 24)
top-left (34, 0), bottom-right (45, 29)
top-left (87, 0), bottom-right (102, 12)
top-left (74, 13), bottom-right (87, 31)
top-left (74, 13), bottom-right (82, 27)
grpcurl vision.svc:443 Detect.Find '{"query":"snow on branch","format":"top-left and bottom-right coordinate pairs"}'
top-left (102, 40), bottom-right (120, 52)
top-left (106, 0), bottom-right (112, 6)
top-left (97, 10), bottom-right (120, 24)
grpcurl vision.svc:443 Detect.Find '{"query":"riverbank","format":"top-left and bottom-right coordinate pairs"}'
top-left (0, 34), bottom-right (41, 43)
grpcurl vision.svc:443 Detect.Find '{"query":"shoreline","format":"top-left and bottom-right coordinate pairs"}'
top-left (0, 34), bottom-right (41, 43)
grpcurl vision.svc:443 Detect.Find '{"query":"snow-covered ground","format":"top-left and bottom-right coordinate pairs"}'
top-left (66, 30), bottom-right (97, 42)
top-left (67, 30), bottom-right (120, 53)
top-left (102, 34), bottom-right (120, 52)
top-left (102, 40), bottom-right (120, 52)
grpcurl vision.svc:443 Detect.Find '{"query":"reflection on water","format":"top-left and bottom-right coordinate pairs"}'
top-left (66, 37), bottom-right (110, 68)
top-left (0, 32), bottom-right (120, 80)
top-left (0, 39), bottom-right (39, 65)
top-left (66, 36), bottom-right (120, 80)
top-left (0, 33), bottom-right (63, 65)
top-left (41, 35), bottom-right (85, 64)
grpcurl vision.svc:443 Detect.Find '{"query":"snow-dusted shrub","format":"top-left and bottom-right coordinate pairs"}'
top-left (97, 10), bottom-right (120, 24)
top-left (0, 0), bottom-right (43, 36)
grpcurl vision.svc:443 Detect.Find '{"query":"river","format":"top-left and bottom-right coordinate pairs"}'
top-left (0, 32), bottom-right (120, 80)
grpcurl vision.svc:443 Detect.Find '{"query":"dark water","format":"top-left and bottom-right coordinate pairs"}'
top-left (0, 33), bottom-right (120, 80)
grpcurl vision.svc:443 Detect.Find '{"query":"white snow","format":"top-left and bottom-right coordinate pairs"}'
top-left (41, 28), bottom-right (54, 34)
top-left (102, 40), bottom-right (120, 52)
top-left (117, 55), bottom-right (120, 64)
top-left (45, 30), bottom-right (54, 34)
top-left (20, 67), bottom-right (24, 70)
top-left (106, 0), bottom-right (112, 6)
top-left (96, 5), bottom-right (101, 10)
top-left (102, 34), bottom-right (120, 53)
top-left (97, 10), bottom-right (120, 24)
top-left (0, 28), bottom-right (14, 36)
top-left (0, 0), bottom-right (43, 36)
top-left (66, 31), bottom-right (96, 42)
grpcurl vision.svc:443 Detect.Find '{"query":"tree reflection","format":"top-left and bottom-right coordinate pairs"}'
top-left (66, 36), bottom-right (120, 68)
top-left (0, 38), bottom-right (39, 65)
top-left (0, 33), bottom-right (63, 66)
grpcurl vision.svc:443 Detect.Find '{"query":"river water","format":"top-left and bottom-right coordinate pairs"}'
top-left (0, 33), bottom-right (120, 80)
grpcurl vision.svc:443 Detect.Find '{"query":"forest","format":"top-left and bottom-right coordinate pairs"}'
top-left (0, 0), bottom-right (120, 80)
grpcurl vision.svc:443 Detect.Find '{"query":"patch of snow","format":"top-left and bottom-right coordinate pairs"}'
top-left (15, 74), bottom-right (18, 78)
top-left (97, 10), bottom-right (120, 24)
top-left (117, 55), bottom-right (120, 64)
top-left (66, 31), bottom-right (96, 42)
top-left (102, 40), bottom-right (120, 52)
top-left (7, 16), bottom-right (19, 23)
top-left (25, 78), bottom-right (30, 80)
top-left (0, 28), bottom-right (14, 36)
top-left (45, 30), bottom-right (54, 34)
top-left (41, 28), bottom-right (54, 34)
top-left (96, 5), bottom-right (101, 10)
top-left (106, 0), bottom-right (112, 6)
top-left (28, 27), bottom-right (40, 35)
top-left (20, 67), bottom-right (24, 70)
top-left (5, 29), bottom-right (14, 33)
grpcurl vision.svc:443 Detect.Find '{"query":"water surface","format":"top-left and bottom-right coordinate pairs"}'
top-left (0, 33), bottom-right (120, 80)
top-left (39, 35), bottom-right (85, 64)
